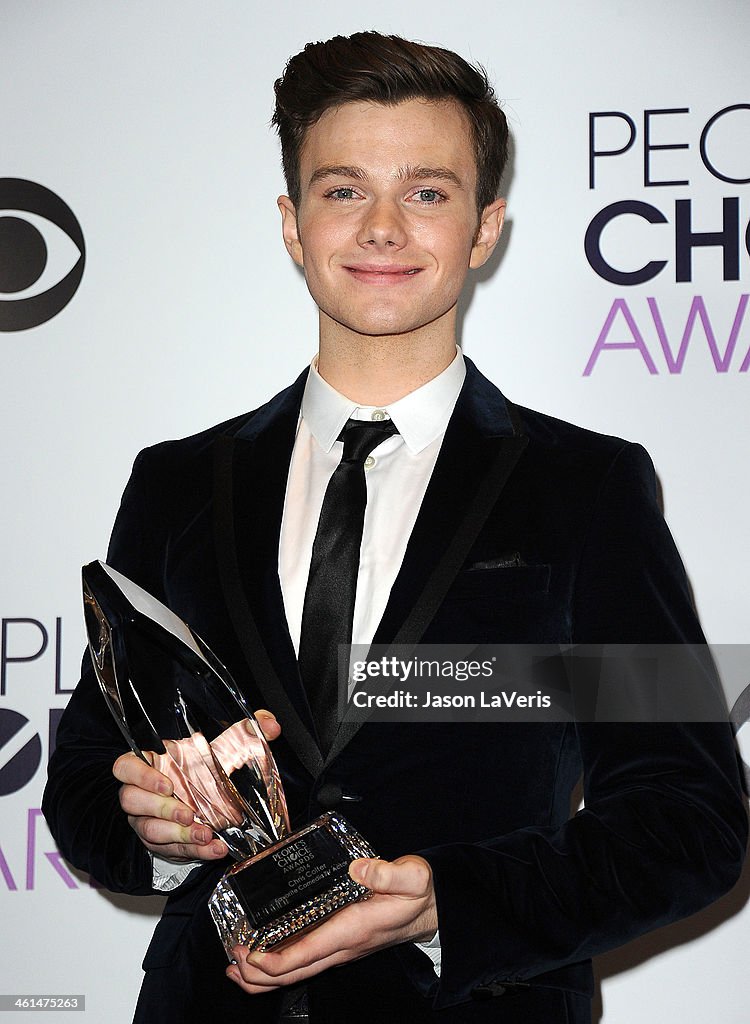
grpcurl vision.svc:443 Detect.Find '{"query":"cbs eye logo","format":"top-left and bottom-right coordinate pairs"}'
top-left (0, 178), bottom-right (85, 332)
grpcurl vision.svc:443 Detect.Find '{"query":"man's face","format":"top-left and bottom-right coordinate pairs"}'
top-left (279, 98), bottom-right (505, 343)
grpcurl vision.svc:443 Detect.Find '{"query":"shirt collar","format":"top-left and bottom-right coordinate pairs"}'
top-left (301, 348), bottom-right (466, 455)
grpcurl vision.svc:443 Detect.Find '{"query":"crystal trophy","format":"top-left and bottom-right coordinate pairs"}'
top-left (82, 560), bottom-right (375, 958)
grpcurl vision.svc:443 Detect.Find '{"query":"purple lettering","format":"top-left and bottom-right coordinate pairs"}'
top-left (26, 808), bottom-right (78, 890)
top-left (583, 299), bottom-right (659, 376)
top-left (648, 294), bottom-right (749, 372)
top-left (0, 844), bottom-right (18, 890)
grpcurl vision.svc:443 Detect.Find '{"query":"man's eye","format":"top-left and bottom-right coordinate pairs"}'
top-left (325, 187), bottom-right (357, 201)
top-left (414, 189), bottom-right (444, 204)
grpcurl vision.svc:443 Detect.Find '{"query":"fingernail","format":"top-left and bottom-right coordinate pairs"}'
top-left (191, 826), bottom-right (209, 843)
top-left (350, 859), bottom-right (368, 883)
top-left (157, 780), bottom-right (172, 796)
top-left (211, 841), bottom-right (226, 856)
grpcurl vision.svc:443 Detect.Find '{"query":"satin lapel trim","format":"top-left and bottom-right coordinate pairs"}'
top-left (213, 396), bottom-right (324, 780)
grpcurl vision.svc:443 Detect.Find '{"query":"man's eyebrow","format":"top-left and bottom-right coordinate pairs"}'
top-left (398, 165), bottom-right (464, 188)
top-left (308, 165), bottom-right (368, 187)
top-left (307, 164), bottom-right (465, 189)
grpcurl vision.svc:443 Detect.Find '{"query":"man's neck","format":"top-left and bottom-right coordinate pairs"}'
top-left (316, 320), bottom-right (458, 406)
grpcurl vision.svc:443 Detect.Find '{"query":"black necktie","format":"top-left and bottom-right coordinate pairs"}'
top-left (298, 417), bottom-right (399, 753)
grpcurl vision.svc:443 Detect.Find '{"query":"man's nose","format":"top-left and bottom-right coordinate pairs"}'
top-left (356, 198), bottom-right (408, 249)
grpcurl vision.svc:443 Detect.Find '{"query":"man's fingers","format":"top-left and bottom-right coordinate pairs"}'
top-left (134, 814), bottom-right (210, 847)
top-left (113, 751), bottom-right (172, 796)
top-left (127, 811), bottom-right (227, 860)
top-left (228, 953), bottom-right (343, 993)
top-left (226, 854), bottom-right (438, 995)
top-left (229, 943), bottom-right (354, 992)
top-left (112, 721), bottom-right (282, 863)
top-left (127, 812), bottom-right (227, 860)
top-left (118, 781), bottom-right (194, 826)
top-left (349, 855), bottom-right (432, 897)
top-left (255, 709), bottom-right (281, 742)
top-left (135, 832), bottom-right (227, 862)
top-left (114, 751), bottom-right (198, 832)
top-left (113, 751), bottom-right (228, 861)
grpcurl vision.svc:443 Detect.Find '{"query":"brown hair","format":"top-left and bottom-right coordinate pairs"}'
top-left (272, 31), bottom-right (509, 212)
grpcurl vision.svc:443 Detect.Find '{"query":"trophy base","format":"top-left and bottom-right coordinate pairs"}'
top-left (208, 811), bottom-right (375, 958)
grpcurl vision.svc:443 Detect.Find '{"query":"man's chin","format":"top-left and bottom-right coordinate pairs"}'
top-left (321, 309), bottom-right (452, 342)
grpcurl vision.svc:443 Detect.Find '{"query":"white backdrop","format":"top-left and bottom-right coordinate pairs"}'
top-left (1, 1), bottom-right (748, 1021)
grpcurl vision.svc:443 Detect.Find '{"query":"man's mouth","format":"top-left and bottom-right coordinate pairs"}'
top-left (343, 264), bottom-right (423, 280)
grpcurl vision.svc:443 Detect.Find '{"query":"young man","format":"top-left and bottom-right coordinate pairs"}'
top-left (43, 32), bottom-right (747, 1024)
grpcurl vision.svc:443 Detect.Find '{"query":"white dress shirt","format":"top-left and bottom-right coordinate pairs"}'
top-left (279, 350), bottom-right (466, 658)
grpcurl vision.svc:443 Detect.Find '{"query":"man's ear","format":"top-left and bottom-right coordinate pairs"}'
top-left (469, 198), bottom-right (506, 269)
top-left (278, 195), bottom-right (304, 267)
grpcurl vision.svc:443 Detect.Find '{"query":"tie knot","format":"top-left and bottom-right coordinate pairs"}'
top-left (339, 418), bottom-right (399, 464)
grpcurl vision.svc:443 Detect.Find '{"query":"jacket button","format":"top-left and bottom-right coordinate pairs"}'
top-left (316, 783), bottom-right (363, 809)
top-left (316, 783), bottom-right (344, 809)
top-left (471, 983), bottom-right (508, 999)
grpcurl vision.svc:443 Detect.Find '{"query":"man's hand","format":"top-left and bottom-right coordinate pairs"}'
top-left (113, 709), bottom-right (281, 863)
top-left (227, 855), bottom-right (437, 992)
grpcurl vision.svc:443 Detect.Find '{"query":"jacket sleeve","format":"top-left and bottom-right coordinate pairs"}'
top-left (42, 451), bottom-right (163, 894)
top-left (419, 442), bottom-right (748, 1008)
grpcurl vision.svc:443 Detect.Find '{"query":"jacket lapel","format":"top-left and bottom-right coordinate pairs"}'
top-left (213, 371), bottom-right (324, 779)
top-left (212, 360), bottom-right (528, 775)
top-left (326, 360), bottom-right (528, 764)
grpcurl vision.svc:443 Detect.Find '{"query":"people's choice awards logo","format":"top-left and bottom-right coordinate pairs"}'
top-left (583, 105), bottom-right (750, 375)
top-left (0, 179), bottom-right (85, 331)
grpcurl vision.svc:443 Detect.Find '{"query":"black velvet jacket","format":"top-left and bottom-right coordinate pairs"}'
top-left (43, 359), bottom-right (748, 1023)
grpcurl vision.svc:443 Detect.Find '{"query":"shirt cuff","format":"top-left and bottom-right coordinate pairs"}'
top-left (150, 852), bottom-right (201, 892)
top-left (414, 929), bottom-right (441, 976)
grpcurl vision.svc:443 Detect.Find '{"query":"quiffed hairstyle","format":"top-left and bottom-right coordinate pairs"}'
top-left (272, 31), bottom-right (509, 212)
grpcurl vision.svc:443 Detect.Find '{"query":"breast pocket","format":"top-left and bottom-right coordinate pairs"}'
top-left (448, 563), bottom-right (551, 603)
top-left (431, 562), bottom-right (559, 644)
